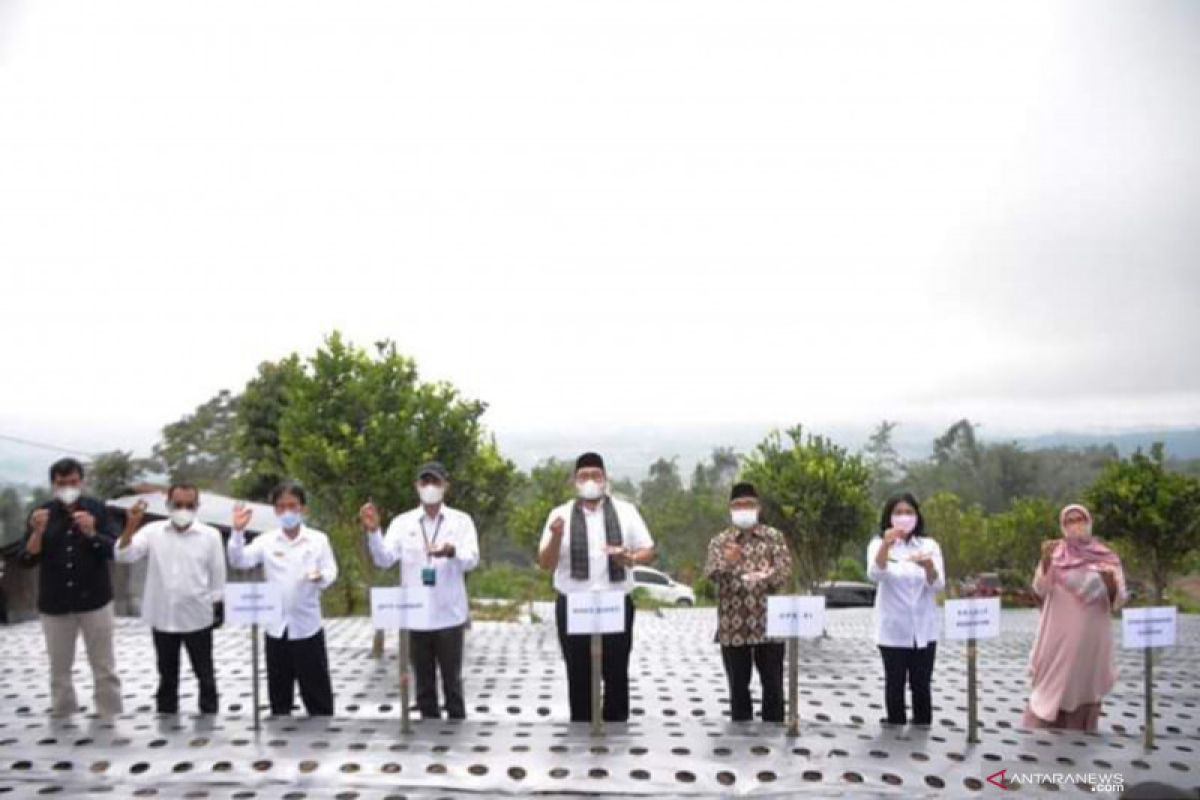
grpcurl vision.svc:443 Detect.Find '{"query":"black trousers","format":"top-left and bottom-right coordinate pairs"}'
top-left (720, 642), bottom-right (785, 722)
top-left (878, 641), bottom-right (937, 724)
top-left (410, 624), bottom-right (466, 719)
top-left (265, 628), bottom-right (334, 716)
top-left (152, 627), bottom-right (218, 714)
top-left (554, 593), bottom-right (635, 722)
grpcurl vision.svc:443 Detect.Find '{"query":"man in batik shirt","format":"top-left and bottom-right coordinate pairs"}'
top-left (703, 481), bottom-right (793, 723)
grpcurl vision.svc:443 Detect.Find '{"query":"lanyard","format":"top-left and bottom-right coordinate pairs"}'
top-left (419, 514), bottom-right (443, 562)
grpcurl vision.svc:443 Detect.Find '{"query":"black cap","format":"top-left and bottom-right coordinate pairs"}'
top-left (416, 461), bottom-right (449, 481)
top-left (575, 452), bottom-right (605, 472)
top-left (730, 482), bottom-right (758, 501)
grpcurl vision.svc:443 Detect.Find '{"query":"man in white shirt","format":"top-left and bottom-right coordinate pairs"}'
top-left (537, 452), bottom-right (655, 723)
top-left (115, 484), bottom-right (226, 714)
top-left (360, 461), bottom-right (480, 720)
top-left (227, 482), bottom-right (338, 717)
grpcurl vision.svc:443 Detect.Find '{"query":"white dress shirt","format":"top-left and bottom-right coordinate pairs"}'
top-left (227, 525), bottom-right (338, 639)
top-left (366, 504), bottom-right (480, 630)
top-left (538, 497), bottom-right (654, 595)
top-left (115, 520), bottom-right (227, 633)
top-left (866, 535), bottom-right (946, 648)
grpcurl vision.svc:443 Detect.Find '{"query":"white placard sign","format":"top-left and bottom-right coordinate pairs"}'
top-left (766, 595), bottom-right (826, 638)
top-left (566, 591), bottom-right (626, 635)
top-left (224, 583), bottom-right (282, 627)
top-left (1122, 606), bottom-right (1177, 649)
top-left (370, 586), bottom-right (434, 631)
top-left (944, 597), bottom-right (1001, 641)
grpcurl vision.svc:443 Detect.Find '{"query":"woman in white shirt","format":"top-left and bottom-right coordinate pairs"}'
top-left (866, 493), bottom-right (946, 727)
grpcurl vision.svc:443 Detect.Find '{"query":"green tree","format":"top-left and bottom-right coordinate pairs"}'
top-left (863, 420), bottom-right (904, 502)
top-left (234, 357), bottom-right (304, 501)
top-left (507, 458), bottom-right (575, 554)
top-left (154, 389), bottom-right (241, 491)
top-left (910, 491), bottom-right (987, 589)
top-left (986, 496), bottom-right (1058, 586)
top-left (1086, 443), bottom-right (1200, 603)
top-left (88, 450), bottom-right (155, 499)
top-left (275, 332), bottom-right (517, 614)
top-left (740, 425), bottom-right (873, 591)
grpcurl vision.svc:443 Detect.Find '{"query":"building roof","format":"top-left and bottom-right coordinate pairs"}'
top-left (106, 490), bottom-right (277, 535)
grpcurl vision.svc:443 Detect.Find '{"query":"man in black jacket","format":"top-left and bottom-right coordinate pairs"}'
top-left (19, 458), bottom-right (123, 716)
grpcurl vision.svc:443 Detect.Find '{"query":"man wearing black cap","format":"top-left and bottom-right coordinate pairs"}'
top-left (537, 452), bottom-right (655, 723)
top-left (360, 462), bottom-right (480, 719)
top-left (704, 481), bottom-right (793, 723)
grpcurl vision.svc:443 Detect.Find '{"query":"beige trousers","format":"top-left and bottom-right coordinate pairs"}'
top-left (40, 602), bottom-right (123, 716)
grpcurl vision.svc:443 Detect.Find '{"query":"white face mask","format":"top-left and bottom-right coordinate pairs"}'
top-left (891, 512), bottom-right (918, 534)
top-left (169, 508), bottom-right (196, 529)
top-left (731, 508), bottom-right (759, 529)
top-left (576, 479), bottom-right (605, 500)
top-left (54, 486), bottom-right (82, 506)
top-left (418, 484), bottom-right (445, 505)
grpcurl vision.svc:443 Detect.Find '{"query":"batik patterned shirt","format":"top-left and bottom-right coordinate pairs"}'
top-left (704, 524), bottom-right (793, 646)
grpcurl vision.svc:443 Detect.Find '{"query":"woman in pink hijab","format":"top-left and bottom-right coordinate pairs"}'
top-left (1022, 503), bottom-right (1127, 731)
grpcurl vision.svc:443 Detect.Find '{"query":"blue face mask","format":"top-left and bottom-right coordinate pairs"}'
top-left (277, 510), bottom-right (304, 530)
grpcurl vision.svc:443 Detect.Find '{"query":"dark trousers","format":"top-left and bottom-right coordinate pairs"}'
top-left (720, 641), bottom-right (785, 722)
top-left (410, 624), bottom-right (466, 719)
top-left (554, 593), bottom-right (636, 722)
top-left (152, 627), bottom-right (218, 714)
top-left (264, 628), bottom-right (334, 716)
top-left (878, 641), bottom-right (937, 724)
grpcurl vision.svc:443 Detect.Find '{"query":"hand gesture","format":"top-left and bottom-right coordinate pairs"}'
top-left (72, 510), bottom-right (96, 537)
top-left (1097, 564), bottom-right (1118, 590)
top-left (883, 527), bottom-right (905, 546)
top-left (429, 542), bottom-right (456, 559)
top-left (549, 516), bottom-right (565, 538)
top-left (127, 499), bottom-right (148, 528)
top-left (232, 502), bottom-right (253, 532)
top-left (359, 502), bottom-right (380, 533)
top-left (29, 508), bottom-right (49, 536)
top-left (1041, 539), bottom-right (1058, 563)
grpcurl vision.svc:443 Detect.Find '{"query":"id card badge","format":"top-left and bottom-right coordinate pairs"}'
top-left (421, 565), bottom-right (437, 587)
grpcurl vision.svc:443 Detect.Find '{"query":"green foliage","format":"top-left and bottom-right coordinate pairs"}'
top-left (693, 574), bottom-right (716, 604)
top-left (269, 332), bottom-right (517, 614)
top-left (1086, 443), bottom-right (1200, 603)
top-left (903, 419), bottom-right (1119, 513)
top-left (863, 420), bottom-right (904, 502)
top-left (986, 496), bottom-right (1059, 579)
top-left (467, 563), bottom-right (555, 602)
top-left (506, 458), bottom-right (574, 554)
top-left (636, 452), bottom-right (730, 582)
top-left (918, 491), bottom-right (987, 586)
top-left (233, 358), bottom-right (303, 501)
top-left (154, 390), bottom-right (241, 491)
top-left (88, 450), bottom-right (156, 499)
top-left (829, 555), bottom-right (867, 583)
top-left (740, 425), bottom-right (873, 592)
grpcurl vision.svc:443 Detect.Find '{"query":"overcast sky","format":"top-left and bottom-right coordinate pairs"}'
top-left (1, 0), bottom-right (1197, 462)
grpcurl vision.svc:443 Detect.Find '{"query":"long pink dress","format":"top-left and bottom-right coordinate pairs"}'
top-left (1022, 560), bottom-right (1127, 731)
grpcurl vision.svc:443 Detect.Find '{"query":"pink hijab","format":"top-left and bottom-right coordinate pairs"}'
top-left (1051, 504), bottom-right (1121, 603)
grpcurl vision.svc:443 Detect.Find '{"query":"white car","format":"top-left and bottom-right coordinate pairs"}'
top-left (632, 566), bottom-right (696, 606)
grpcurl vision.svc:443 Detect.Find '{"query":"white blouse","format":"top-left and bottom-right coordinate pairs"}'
top-left (866, 535), bottom-right (946, 648)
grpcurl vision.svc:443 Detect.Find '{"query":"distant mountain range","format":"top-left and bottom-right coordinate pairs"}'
top-left (2, 425), bottom-right (1197, 489)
